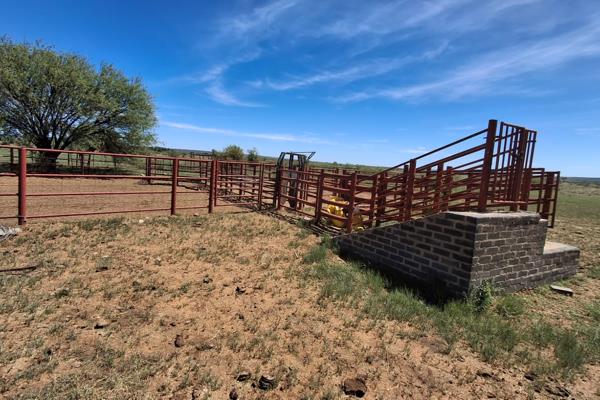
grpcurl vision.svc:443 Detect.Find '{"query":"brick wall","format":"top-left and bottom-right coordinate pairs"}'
top-left (333, 211), bottom-right (579, 296)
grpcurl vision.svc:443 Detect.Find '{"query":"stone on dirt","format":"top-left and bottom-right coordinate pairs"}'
top-left (94, 318), bottom-right (110, 329)
top-left (174, 334), bottom-right (185, 348)
top-left (550, 285), bottom-right (574, 296)
top-left (228, 387), bottom-right (238, 400)
top-left (342, 377), bottom-right (367, 397)
top-left (235, 286), bottom-right (246, 294)
top-left (236, 371), bottom-right (251, 381)
top-left (258, 375), bottom-right (276, 390)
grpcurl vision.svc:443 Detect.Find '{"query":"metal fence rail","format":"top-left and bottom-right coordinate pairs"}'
top-left (0, 119), bottom-right (560, 230)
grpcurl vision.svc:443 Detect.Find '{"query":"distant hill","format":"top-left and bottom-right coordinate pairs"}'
top-left (562, 177), bottom-right (600, 185)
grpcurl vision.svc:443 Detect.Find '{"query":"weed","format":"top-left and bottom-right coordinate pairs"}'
top-left (588, 265), bottom-right (600, 279)
top-left (495, 294), bottom-right (525, 318)
top-left (554, 331), bottom-right (585, 376)
top-left (528, 319), bottom-right (556, 347)
top-left (468, 281), bottom-right (494, 314)
top-left (585, 300), bottom-right (600, 322)
top-left (303, 245), bottom-right (328, 264)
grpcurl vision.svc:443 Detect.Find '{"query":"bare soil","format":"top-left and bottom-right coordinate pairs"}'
top-left (0, 179), bottom-right (598, 399)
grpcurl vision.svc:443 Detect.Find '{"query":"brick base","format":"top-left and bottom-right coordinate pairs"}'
top-left (333, 212), bottom-right (579, 297)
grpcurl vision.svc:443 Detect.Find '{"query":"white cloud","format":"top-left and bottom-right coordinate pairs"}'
top-left (205, 81), bottom-right (264, 107)
top-left (336, 20), bottom-right (600, 102)
top-left (258, 42), bottom-right (448, 91)
top-left (161, 121), bottom-right (332, 144)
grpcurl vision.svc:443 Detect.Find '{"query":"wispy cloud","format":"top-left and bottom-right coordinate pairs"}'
top-left (164, 52), bottom-right (262, 107)
top-left (256, 42), bottom-right (447, 91)
top-left (218, 0), bottom-right (298, 39)
top-left (336, 20), bottom-right (600, 102)
top-left (161, 121), bottom-right (332, 144)
top-left (205, 81), bottom-right (264, 107)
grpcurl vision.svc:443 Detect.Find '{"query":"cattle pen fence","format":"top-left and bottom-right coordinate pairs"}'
top-left (0, 120), bottom-right (560, 231)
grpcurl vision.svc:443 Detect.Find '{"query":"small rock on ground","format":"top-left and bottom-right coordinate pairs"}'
top-left (342, 377), bottom-right (367, 398)
top-left (258, 375), bottom-right (276, 390)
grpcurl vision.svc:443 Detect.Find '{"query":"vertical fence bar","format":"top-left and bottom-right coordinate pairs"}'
top-left (541, 172), bottom-right (554, 220)
top-left (550, 172), bottom-right (560, 228)
top-left (478, 119), bottom-right (498, 212)
top-left (368, 174), bottom-right (378, 227)
top-left (208, 159), bottom-right (216, 213)
top-left (433, 161), bottom-right (444, 213)
top-left (375, 172), bottom-right (387, 227)
top-left (519, 168), bottom-right (533, 211)
top-left (510, 127), bottom-right (530, 211)
top-left (214, 160), bottom-right (220, 208)
top-left (257, 163), bottom-right (265, 210)
top-left (171, 158), bottom-right (179, 215)
top-left (403, 159), bottom-right (416, 221)
top-left (18, 147), bottom-right (27, 225)
top-left (276, 165), bottom-right (282, 211)
top-left (315, 170), bottom-right (325, 224)
top-left (345, 172), bottom-right (357, 233)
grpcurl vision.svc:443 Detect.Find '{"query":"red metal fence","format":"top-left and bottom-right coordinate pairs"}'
top-left (0, 119), bottom-right (560, 231)
top-left (0, 147), bottom-right (277, 224)
top-left (274, 120), bottom-right (560, 231)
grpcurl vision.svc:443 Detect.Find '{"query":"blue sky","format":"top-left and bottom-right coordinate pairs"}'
top-left (3, 0), bottom-right (600, 176)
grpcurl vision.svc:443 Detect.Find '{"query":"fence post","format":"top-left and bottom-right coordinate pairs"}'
top-left (368, 174), bottom-right (378, 228)
top-left (519, 168), bottom-right (533, 211)
top-left (276, 165), bottom-right (283, 211)
top-left (208, 159), bottom-right (216, 213)
top-left (170, 158), bottom-right (179, 215)
top-left (433, 162), bottom-right (444, 213)
top-left (257, 163), bottom-right (265, 210)
top-left (478, 119), bottom-right (498, 212)
top-left (510, 127), bottom-right (530, 211)
top-left (541, 171), bottom-right (554, 220)
top-left (18, 147), bottom-right (27, 225)
top-left (315, 170), bottom-right (325, 224)
top-left (403, 159), bottom-right (416, 221)
top-left (345, 172), bottom-right (357, 233)
top-left (443, 166), bottom-right (454, 211)
top-left (375, 172), bottom-right (387, 227)
top-left (214, 160), bottom-right (220, 208)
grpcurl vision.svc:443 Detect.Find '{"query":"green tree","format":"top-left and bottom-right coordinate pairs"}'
top-left (0, 38), bottom-right (156, 166)
top-left (221, 145), bottom-right (244, 160)
top-left (247, 147), bottom-right (259, 161)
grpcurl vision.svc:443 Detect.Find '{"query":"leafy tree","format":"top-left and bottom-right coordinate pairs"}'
top-left (247, 147), bottom-right (259, 161)
top-left (221, 145), bottom-right (244, 160)
top-left (0, 38), bottom-right (156, 166)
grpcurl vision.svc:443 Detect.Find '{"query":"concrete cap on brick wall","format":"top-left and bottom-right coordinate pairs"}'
top-left (447, 211), bottom-right (541, 225)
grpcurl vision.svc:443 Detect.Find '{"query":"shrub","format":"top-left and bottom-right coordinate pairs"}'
top-left (247, 148), bottom-right (259, 161)
top-left (221, 145), bottom-right (244, 160)
top-left (468, 281), bottom-right (494, 314)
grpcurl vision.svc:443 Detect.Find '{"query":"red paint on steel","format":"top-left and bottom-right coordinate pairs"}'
top-left (171, 158), bottom-right (179, 215)
top-left (478, 119), bottom-right (498, 212)
top-left (18, 147), bottom-right (27, 225)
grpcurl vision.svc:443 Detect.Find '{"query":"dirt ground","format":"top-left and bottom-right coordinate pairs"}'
top-left (0, 181), bottom-right (598, 399)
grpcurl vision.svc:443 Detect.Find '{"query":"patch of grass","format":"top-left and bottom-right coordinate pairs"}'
top-left (301, 258), bottom-right (597, 374)
top-left (554, 332), bottom-right (586, 376)
top-left (303, 245), bottom-right (328, 264)
top-left (76, 217), bottom-right (129, 233)
top-left (495, 294), bottom-right (526, 318)
top-left (528, 319), bottom-right (556, 348)
top-left (588, 265), bottom-right (600, 279)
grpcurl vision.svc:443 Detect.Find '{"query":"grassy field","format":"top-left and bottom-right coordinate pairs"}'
top-left (0, 180), bottom-right (598, 399)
